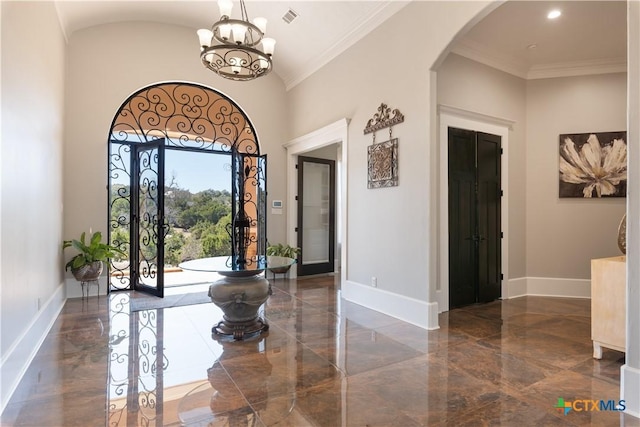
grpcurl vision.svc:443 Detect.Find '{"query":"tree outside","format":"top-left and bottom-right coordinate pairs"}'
top-left (109, 183), bottom-right (232, 268)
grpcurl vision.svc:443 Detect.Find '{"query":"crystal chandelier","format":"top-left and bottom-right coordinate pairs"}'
top-left (197, 0), bottom-right (276, 81)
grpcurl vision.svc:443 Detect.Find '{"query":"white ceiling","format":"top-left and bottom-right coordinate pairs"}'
top-left (453, 1), bottom-right (627, 79)
top-left (53, 1), bottom-right (410, 90)
top-left (54, 0), bottom-right (627, 89)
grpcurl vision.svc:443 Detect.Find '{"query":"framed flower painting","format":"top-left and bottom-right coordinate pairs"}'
top-left (559, 131), bottom-right (627, 198)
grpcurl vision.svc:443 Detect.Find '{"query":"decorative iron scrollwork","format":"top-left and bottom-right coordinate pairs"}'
top-left (363, 103), bottom-right (405, 135)
top-left (107, 298), bottom-right (168, 427)
top-left (368, 138), bottom-right (398, 189)
top-left (365, 103), bottom-right (402, 189)
top-left (110, 83), bottom-right (259, 154)
top-left (108, 82), bottom-right (267, 293)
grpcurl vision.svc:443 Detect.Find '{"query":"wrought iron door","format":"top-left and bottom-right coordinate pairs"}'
top-left (133, 140), bottom-right (165, 297)
top-left (108, 82), bottom-right (266, 294)
top-left (230, 153), bottom-right (267, 268)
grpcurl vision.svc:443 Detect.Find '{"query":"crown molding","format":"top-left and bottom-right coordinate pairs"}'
top-left (282, 1), bottom-right (410, 91)
top-left (452, 37), bottom-right (626, 80)
top-left (438, 104), bottom-right (515, 130)
top-left (527, 57), bottom-right (627, 79)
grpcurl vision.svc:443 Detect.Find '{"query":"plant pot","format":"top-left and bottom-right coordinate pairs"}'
top-left (71, 261), bottom-right (103, 282)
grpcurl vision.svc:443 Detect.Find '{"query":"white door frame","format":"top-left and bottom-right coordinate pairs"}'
top-left (438, 105), bottom-right (513, 312)
top-left (284, 118), bottom-right (349, 283)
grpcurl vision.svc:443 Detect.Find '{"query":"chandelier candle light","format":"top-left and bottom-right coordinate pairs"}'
top-left (197, 0), bottom-right (276, 81)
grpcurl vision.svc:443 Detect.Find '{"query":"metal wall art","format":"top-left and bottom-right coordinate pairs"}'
top-left (559, 131), bottom-right (627, 198)
top-left (364, 103), bottom-right (404, 189)
top-left (368, 138), bottom-right (398, 189)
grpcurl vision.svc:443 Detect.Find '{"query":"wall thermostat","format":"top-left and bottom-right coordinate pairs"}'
top-left (272, 200), bottom-right (283, 208)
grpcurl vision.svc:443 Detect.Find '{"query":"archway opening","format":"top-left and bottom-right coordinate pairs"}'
top-left (107, 82), bottom-right (266, 296)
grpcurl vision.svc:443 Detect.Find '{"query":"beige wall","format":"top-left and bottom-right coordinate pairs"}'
top-left (63, 22), bottom-right (289, 264)
top-left (526, 73), bottom-right (627, 279)
top-left (1, 0), bottom-right (66, 401)
top-left (287, 1), bottom-right (490, 301)
top-left (437, 53), bottom-right (528, 279)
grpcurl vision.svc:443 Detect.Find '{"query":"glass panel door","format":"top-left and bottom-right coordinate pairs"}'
top-left (297, 156), bottom-right (335, 276)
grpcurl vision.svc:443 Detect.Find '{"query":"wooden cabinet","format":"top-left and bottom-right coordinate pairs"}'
top-left (591, 255), bottom-right (626, 359)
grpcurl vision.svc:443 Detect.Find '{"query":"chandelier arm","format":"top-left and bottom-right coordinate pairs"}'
top-left (240, 0), bottom-right (249, 22)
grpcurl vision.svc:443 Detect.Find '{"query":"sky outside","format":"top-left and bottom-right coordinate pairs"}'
top-left (110, 144), bottom-right (233, 193)
top-left (166, 149), bottom-right (231, 193)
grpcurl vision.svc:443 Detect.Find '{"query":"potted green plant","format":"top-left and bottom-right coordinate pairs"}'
top-left (63, 231), bottom-right (126, 282)
top-left (266, 243), bottom-right (300, 274)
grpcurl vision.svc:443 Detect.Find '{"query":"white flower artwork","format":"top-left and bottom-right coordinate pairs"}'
top-left (559, 132), bottom-right (627, 198)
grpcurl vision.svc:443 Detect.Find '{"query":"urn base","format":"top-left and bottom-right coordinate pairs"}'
top-left (208, 273), bottom-right (271, 340)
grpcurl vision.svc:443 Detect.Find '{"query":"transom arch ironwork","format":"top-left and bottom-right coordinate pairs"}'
top-left (109, 82), bottom-right (261, 154)
top-left (108, 81), bottom-right (266, 294)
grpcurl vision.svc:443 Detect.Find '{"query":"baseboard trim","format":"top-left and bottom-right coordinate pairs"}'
top-left (0, 283), bottom-right (66, 413)
top-left (525, 276), bottom-right (591, 298)
top-left (505, 277), bottom-right (527, 299)
top-left (622, 364), bottom-right (640, 418)
top-left (332, 277), bottom-right (589, 330)
top-left (343, 280), bottom-right (438, 330)
top-left (503, 277), bottom-right (591, 299)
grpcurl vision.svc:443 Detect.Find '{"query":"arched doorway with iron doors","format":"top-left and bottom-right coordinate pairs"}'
top-left (107, 82), bottom-right (266, 297)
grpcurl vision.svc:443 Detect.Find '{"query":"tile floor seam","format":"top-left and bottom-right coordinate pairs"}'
top-left (296, 339), bottom-right (349, 377)
top-left (4, 285), bottom-right (634, 426)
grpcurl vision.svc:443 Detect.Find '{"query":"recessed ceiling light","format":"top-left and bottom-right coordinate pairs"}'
top-left (547, 9), bottom-right (562, 20)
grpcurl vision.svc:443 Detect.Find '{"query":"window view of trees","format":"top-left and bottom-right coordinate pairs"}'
top-left (164, 184), bottom-right (232, 266)
top-left (109, 182), bottom-right (232, 269)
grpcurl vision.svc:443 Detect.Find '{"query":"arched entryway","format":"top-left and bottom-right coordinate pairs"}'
top-left (107, 82), bottom-right (266, 297)
top-left (431, 1), bottom-right (640, 418)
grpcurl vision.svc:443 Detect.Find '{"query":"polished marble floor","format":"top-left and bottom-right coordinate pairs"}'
top-left (2, 275), bottom-right (638, 426)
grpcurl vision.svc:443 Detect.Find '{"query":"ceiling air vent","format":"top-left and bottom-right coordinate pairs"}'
top-left (282, 8), bottom-right (299, 24)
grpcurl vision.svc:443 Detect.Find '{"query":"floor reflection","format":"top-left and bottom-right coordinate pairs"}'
top-left (2, 275), bottom-right (636, 426)
top-left (178, 337), bottom-right (274, 426)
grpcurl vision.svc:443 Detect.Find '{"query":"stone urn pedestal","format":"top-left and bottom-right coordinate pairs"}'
top-left (208, 271), bottom-right (271, 340)
top-left (179, 256), bottom-right (296, 341)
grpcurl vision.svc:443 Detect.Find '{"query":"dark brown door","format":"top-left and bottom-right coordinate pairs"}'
top-left (297, 156), bottom-right (336, 276)
top-left (448, 128), bottom-right (501, 309)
